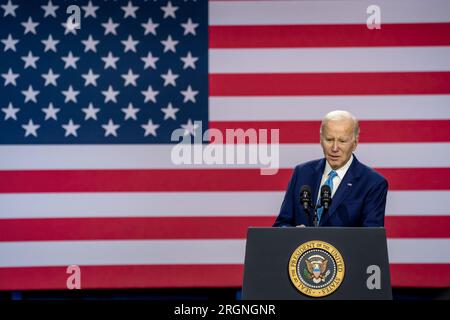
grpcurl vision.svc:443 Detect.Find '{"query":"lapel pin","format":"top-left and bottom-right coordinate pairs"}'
top-left (347, 183), bottom-right (352, 187)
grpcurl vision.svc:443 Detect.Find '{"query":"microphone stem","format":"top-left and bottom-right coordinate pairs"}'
top-left (313, 205), bottom-right (319, 227)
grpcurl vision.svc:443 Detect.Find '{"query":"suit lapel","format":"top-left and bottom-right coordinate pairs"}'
top-left (311, 159), bottom-right (326, 207)
top-left (320, 156), bottom-right (361, 225)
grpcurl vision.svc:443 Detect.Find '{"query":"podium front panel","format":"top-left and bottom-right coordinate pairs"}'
top-left (242, 227), bottom-right (392, 300)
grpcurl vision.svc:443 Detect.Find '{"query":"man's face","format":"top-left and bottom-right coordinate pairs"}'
top-left (320, 119), bottom-right (358, 170)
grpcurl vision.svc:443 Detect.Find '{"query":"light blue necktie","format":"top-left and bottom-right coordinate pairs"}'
top-left (317, 170), bottom-right (338, 223)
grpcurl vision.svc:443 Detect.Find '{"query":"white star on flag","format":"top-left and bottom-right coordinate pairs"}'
top-left (41, 34), bottom-right (59, 52)
top-left (102, 52), bottom-right (119, 69)
top-left (42, 102), bottom-right (60, 120)
top-left (82, 1), bottom-right (99, 18)
top-left (161, 1), bottom-right (178, 19)
top-left (41, 68), bottom-right (60, 86)
top-left (62, 20), bottom-right (79, 35)
top-left (121, 69), bottom-right (139, 87)
top-left (41, 0), bottom-right (58, 18)
top-left (102, 18), bottom-right (119, 35)
top-left (21, 17), bottom-right (39, 35)
top-left (181, 18), bottom-right (198, 36)
top-left (21, 85), bottom-right (39, 103)
top-left (141, 52), bottom-right (159, 69)
top-left (2, 0), bottom-right (18, 17)
top-left (141, 119), bottom-right (160, 137)
top-left (141, 18), bottom-right (159, 35)
top-left (82, 35), bottom-right (99, 52)
top-left (121, 35), bottom-right (139, 53)
top-left (62, 119), bottom-right (80, 137)
top-left (102, 119), bottom-right (120, 137)
top-left (161, 35), bottom-right (178, 53)
top-left (2, 68), bottom-right (19, 86)
top-left (62, 85), bottom-right (80, 103)
top-left (2, 102), bottom-right (19, 120)
top-left (121, 1), bottom-right (139, 19)
top-left (22, 119), bottom-right (40, 137)
top-left (21, 51), bottom-right (39, 69)
top-left (181, 119), bottom-right (199, 136)
top-left (141, 85), bottom-right (159, 103)
top-left (82, 69), bottom-right (100, 87)
top-left (181, 85), bottom-right (199, 103)
top-left (161, 69), bottom-right (179, 87)
top-left (102, 85), bottom-right (119, 103)
top-left (122, 103), bottom-right (140, 120)
top-left (61, 51), bottom-right (79, 69)
top-left (161, 102), bottom-right (179, 120)
top-left (181, 51), bottom-right (198, 70)
top-left (2, 34), bottom-right (19, 52)
top-left (82, 103), bottom-right (100, 121)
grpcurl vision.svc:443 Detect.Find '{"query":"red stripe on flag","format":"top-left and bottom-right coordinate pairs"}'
top-left (1, 168), bottom-right (450, 192)
top-left (0, 217), bottom-right (274, 241)
top-left (385, 216), bottom-right (450, 238)
top-left (209, 23), bottom-right (450, 48)
top-left (0, 264), bottom-right (448, 289)
top-left (210, 120), bottom-right (450, 143)
top-left (0, 169), bottom-right (289, 192)
top-left (0, 265), bottom-right (244, 290)
top-left (209, 72), bottom-right (450, 96)
top-left (390, 264), bottom-right (450, 287)
top-left (378, 168), bottom-right (450, 190)
top-left (0, 216), bottom-right (448, 242)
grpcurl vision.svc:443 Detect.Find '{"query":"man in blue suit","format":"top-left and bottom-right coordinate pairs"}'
top-left (273, 110), bottom-right (388, 227)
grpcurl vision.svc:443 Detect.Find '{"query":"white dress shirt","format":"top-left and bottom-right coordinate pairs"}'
top-left (317, 154), bottom-right (354, 200)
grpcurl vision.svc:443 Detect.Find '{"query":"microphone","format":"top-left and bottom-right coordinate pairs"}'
top-left (300, 185), bottom-right (312, 211)
top-left (320, 185), bottom-right (332, 210)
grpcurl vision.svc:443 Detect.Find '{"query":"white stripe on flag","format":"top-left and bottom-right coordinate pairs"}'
top-left (0, 239), bottom-right (449, 267)
top-left (0, 240), bottom-right (246, 267)
top-left (0, 191), bottom-right (449, 219)
top-left (1, 144), bottom-right (449, 169)
top-left (388, 239), bottom-right (450, 263)
top-left (209, 47), bottom-right (450, 73)
top-left (209, 0), bottom-right (450, 25)
top-left (209, 95), bottom-right (450, 121)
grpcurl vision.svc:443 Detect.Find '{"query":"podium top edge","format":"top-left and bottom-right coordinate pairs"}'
top-left (248, 227), bottom-right (386, 230)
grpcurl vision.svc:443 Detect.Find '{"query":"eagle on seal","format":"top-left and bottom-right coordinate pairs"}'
top-left (306, 259), bottom-right (328, 283)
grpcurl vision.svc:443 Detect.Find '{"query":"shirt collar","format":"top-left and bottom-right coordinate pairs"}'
top-left (324, 154), bottom-right (354, 180)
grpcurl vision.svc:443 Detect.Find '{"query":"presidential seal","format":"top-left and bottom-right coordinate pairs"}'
top-left (288, 240), bottom-right (345, 298)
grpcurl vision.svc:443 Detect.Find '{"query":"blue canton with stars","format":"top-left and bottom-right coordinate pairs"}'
top-left (0, 0), bottom-right (207, 144)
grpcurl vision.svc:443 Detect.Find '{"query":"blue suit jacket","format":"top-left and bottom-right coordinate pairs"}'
top-left (273, 155), bottom-right (388, 227)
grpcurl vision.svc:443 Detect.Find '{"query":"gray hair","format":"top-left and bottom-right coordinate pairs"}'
top-left (320, 110), bottom-right (360, 139)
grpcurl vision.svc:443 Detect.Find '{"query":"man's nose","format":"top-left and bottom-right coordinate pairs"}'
top-left (332, 141), bottom-right (339, 151)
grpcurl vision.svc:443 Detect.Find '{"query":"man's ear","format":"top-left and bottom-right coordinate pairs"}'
top-left (353, 137), bottom-right (358, 151)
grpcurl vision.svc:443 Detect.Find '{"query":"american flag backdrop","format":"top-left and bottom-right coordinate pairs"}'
top-left (0, 0), bottom-right (450, 290)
